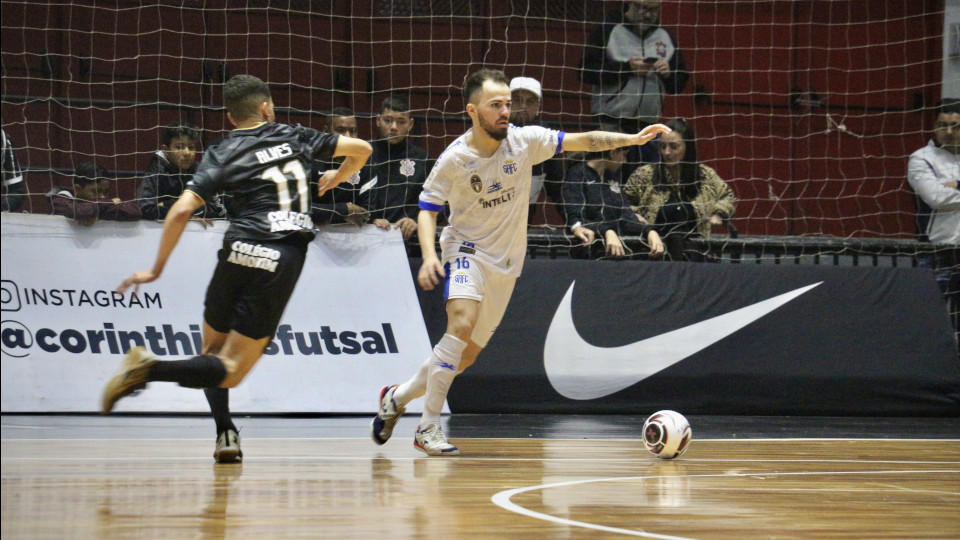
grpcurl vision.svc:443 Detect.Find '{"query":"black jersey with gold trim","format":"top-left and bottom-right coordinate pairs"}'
top-left (187, 123), bottom-right (339, 242)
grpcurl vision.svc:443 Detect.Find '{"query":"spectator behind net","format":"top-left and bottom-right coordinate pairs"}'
top-left (138, 121), bottom-right (225, 221)
top-left (908, 100), bottom-right (960, 244)
top-left (625, 118), bottom-right (736, 258)
top-left (579, 0), bottom-right (689, 175)
top-left (358, 95), bottom-right (434, 241)
top-left (46, 161), bottom-right (141, 225)
top-left (1, 129), bottom-right (27, 212)
top-left (311, 107), bottom-right (370, 227)
top-left (507, 76), bottom-right (564, 223)
top-left (562, 146), bottom-right (664, 259)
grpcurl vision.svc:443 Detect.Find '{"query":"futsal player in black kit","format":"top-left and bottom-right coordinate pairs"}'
top-left (102, 75), bottom-right (372, 462)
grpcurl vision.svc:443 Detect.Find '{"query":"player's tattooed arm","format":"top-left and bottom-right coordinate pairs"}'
top-left (562, 124), bottom-right (670, 153)
top-left (586, 132), bottom-right (629, 152)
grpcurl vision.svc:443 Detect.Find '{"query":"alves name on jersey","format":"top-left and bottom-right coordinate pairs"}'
top-left (187, 123), bottom-right (339, 241)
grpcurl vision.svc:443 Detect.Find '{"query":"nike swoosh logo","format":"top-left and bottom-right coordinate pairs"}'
top-left (543, 281), bottom-right (822, 400)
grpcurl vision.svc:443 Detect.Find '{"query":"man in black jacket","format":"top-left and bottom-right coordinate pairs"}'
top-left (359, 95), bottom-right (433, 241)
top-left (138, 122), bottom-right (224, 220)
top-left (311, 107), bottom-right (370, 227)
top-left (1, 129), bottom-right (26, 212)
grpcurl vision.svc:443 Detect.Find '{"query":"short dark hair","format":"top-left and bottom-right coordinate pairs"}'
top-left (462, 68), bottom-right (509, 104)
top-left (74, 161), bottom-right (109, 186)
top-left (939, 99), bottom-right (960, 116)
top-left (330, 107), bottom-right (355, 119)
top-left (380, 95), bottom-right (410, 115)
top-left (161, 121), bottom-right (200, 146)
top-left (223, 75), bottom-right (272, 121)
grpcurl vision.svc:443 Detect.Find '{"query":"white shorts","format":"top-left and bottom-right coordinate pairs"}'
top-left (443, 254), bottom-right (517, 348)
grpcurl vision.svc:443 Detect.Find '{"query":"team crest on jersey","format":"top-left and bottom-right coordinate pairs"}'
top-left (470, 174), bottom-right (483, 193)
top-left (609, 181), bottom-right (622, 194)
top-left (502, 159), bottom-right (518, 175)
top-left (347, 171), bottom-right (361, 185)
top-left (399, 158), bottom-right (416, 177)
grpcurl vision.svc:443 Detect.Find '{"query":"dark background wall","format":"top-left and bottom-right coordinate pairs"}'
top-left (0, 0), bottom-right (945, 237)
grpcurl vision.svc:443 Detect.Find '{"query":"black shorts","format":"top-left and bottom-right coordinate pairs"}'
top-left (203, 236), bottom-right (309, 340)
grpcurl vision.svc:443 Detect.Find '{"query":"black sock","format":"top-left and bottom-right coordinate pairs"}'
top-left (204, 387), bottom-right (237, 435)
top-left (147, 355), bottom-right (227, 389)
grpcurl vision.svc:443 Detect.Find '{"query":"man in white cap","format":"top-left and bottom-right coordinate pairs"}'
top-left (509, 76), bottom-right (565, 222)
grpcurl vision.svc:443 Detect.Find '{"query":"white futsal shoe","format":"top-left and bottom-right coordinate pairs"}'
top-left (214, 429), bottom-right (242, 463)
top-left (371, 385), bottom-right (405, 445)
top-left (414, 423), bottom-right (460, 456)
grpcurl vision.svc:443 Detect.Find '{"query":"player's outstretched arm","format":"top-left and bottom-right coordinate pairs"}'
top-left (117, 191), bottom-right (204, 294)
top-left (416, 209), bottom-right (444, 291)
top-left (562, 124), bottom-right (671, 153)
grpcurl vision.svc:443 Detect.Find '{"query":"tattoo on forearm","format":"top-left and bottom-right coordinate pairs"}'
top-left (587, 132), bottom-right (628, 152)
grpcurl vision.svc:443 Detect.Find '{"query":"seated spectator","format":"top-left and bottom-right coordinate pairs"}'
top-left (562, 146), bottom-right (664, 259)
top-left (47, 161), bottom-right (140, 225)
top-left (138, 122), bottom-right (224, 220)
top-left (624, 118), bottom-right (736, 241)
top-left (312, 107), bottom-right (369, 227)
top-left (358, 95), bottom-right (433, 240)
top-left (2, 128), bottom-right (26, 212)
top-left (507, 77), bottom-right (564, 223)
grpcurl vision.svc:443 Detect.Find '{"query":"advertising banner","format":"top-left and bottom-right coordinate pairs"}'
top-left (440, 260), bottom-right (960, 416)
top-left (1, 214), bottom-right (433, 413)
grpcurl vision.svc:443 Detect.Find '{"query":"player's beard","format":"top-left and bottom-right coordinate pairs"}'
top-left (479, 114), bottom-right (508, 141)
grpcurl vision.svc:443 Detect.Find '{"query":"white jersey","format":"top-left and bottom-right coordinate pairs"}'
top-left (419, 124), bottom-right (563, 277)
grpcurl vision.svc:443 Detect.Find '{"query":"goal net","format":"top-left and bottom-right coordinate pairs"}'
top-left (1, 1), bottom-right (956, 330)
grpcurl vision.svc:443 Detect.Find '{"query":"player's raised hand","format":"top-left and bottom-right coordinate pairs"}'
top-left (317, 169), bottom-right (342, 197)
top-left (117, 270), bottom-right (159, 295)
top-left (417, 256), bottom-right (445, 291)
top-left (636, 123), bottom-right (671, 145)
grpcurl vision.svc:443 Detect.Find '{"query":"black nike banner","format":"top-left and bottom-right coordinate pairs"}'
top-left (413, 260), bottom-right (960, 416)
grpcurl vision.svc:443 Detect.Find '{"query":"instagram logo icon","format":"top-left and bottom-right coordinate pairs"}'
top-left (1, 280), bottom-right (21, 312)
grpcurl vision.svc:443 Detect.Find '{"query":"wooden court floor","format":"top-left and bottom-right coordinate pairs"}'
top-left (2, 415), bottom-right (958, 539)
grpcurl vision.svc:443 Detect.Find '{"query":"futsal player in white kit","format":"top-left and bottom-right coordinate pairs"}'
top-left (371, 68), bottom-right (669, 455)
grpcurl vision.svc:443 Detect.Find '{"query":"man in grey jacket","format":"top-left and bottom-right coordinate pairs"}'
top-left (908, 100), bottom-right (960, 350)
top-left (579, 0), bottom-right (688, 177)
top-left (908, 102), bottom-right (960, 245)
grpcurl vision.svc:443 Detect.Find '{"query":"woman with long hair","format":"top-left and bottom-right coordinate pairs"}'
top-left (624, 118), bottom-right (736, 239)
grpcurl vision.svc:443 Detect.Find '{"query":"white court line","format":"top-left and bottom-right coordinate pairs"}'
top-left (491, 469), bottom-right (960, 539)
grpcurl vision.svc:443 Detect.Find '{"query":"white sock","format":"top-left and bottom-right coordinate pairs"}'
top-left (393, 356), bottom-right (431, 406)
top-left (420, 333), bottom-right (466, 427)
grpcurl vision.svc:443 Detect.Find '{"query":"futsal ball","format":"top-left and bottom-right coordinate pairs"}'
top-left (643, 410), bottom-right (692, 459)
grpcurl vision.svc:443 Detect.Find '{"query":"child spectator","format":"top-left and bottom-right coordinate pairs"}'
top-left (138, 122), bottom-right (224, 220)
top-left (47, 161), bottom-right (141, 225)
